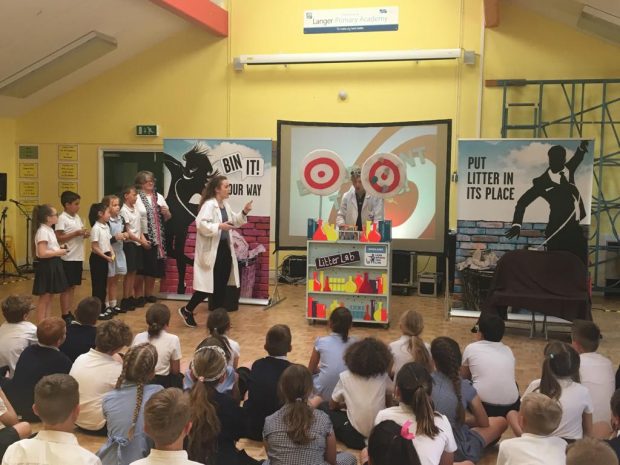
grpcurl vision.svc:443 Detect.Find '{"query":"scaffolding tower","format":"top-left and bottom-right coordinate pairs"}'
top-left (496, 78), bottom-right (620, 294)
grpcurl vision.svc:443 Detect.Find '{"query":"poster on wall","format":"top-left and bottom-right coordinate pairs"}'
top-left (455, 139), bottom-right (594, 305)
top-left (277, 120), bottom-right (452, 254)
top-left (160, 139), bottom-right (272, 303)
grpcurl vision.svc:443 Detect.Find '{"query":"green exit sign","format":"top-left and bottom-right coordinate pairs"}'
top-left (136, 125), bottom-right (159, 136)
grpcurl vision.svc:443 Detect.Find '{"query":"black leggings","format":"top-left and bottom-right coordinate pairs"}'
top-left (89, 253), bottom-right (110, 312)
top-left (187, 240), bottom-right (232, 312)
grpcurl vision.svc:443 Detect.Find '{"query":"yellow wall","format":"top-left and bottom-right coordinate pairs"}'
top-left (10, 0), bottom-right (620, 269)
top-left (0, 118), bottom-right (17, 262)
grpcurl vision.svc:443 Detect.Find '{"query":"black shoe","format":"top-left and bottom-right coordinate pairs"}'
top-left (146, 295), bottom-right (157, 304)
top-left (135, 296), bottom-right (147, 308)
top-left (178, 306), bottom-right (197, 328)
top-left (113, 305), bottom-right (125, 314)
top-left (62, 312), bottom-right (75, 325)
top-left (98, 309), bottom-right (113, 321)
top-left (120, 298), bottom-right (133, 312)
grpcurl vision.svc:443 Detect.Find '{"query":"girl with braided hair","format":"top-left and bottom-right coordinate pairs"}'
top-left (187, 345), bottom-right (260, 465)
top-left (263, 364), bottom-right (357, 465)
top-left (97, 343), bottom-right (163, 465)
top-left (206, 308), bottom-right (240, 369)
top-left (430, 337), bottom-right (506, 464)
top-left (375, 362), bottom-right (457, 465)
top-left (507, 341), bottom-right (593, 441)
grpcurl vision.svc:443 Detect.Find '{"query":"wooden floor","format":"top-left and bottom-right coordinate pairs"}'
top-left (3, 275), bottom-right (620, 465)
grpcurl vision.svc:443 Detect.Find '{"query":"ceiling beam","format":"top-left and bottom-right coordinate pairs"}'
top-left (150, 0), bottom-right (228, 37)
top-left (484, 0), bottom-right (500, 27)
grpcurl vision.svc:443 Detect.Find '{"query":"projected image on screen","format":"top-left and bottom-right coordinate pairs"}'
top-left (277, 120), bottom-right (452, 253)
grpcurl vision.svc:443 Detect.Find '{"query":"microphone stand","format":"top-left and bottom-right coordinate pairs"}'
top-left (12, 200), bottom-right (34, 274)
top-left (0, 205), bottom-right (23, 279)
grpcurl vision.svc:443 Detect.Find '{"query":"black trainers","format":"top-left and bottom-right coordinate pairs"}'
top-left (178, 306), bottom-right (197, 328)
top-left (135, 296), bottom-right (147, 308)
top-left (113, 305), bottom-right (125, 314)
top-left (146, 295), bottom-right (157, 303)
top-left (61, 312), bottom-right (75, 325)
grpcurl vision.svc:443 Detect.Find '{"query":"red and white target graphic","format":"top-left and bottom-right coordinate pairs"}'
top-left (361, 152), bottom-right (407, 199)
top-left (300, 149), bottom-right (347, 196)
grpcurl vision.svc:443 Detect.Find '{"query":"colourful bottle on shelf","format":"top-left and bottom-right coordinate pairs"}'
top-left (381, 304), bottom-right (388, 322)
top-left (344, 276), bottom-right (357, 293)
top-left (381, 273), bottom-right (388, 294)
top-left (324, 223), bottom-right (338, 241)
top-left (307, 297), bottom-right (313, 317)
top-left (323, 275), bottom-right (332, 292)
top-left (363, 304), bottom-right (372, 321)
top-left (368, 222), bottom-right (382, 242)
top-left (312, 219), bottom-right (327, 241)
top-left (373, 301), bottom-right (383, 321)
top-left (359, 272), bottom-right (374, 294)
top-left (360, 226), bottom-right (368, 242)
top-left (319, 271), bottom-right (325, 292)
top-left (313, 271), bottom-right (321, 291)
top-left (355, 273), bottom-right (363, 291)
top-left (377, 276), bottom-right (384, 294)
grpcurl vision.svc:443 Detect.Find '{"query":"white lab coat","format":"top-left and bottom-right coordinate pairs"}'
top-left (193, 198), bottom-right (247, 293)
top-left (336, 186), bottom-right (384, 227)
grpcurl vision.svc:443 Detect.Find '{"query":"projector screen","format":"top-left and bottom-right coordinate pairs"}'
top-left (276, 120), bottom-right (452, 254)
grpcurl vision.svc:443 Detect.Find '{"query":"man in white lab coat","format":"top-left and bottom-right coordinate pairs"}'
top-left (336, 169), bottom-right (384, 231)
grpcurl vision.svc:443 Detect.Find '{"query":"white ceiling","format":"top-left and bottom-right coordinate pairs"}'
top-left (0, 0), bottom-right (189, 117)
top-left (511, 0), bottom-right (620, 38)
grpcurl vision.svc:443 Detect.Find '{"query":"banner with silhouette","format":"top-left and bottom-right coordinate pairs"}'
top-left (455, 138), bottom-right (594, 282)
top-left (160, 139), bottom-right (272, 302)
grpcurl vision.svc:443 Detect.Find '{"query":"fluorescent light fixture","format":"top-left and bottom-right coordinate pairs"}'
top-left (578, 5), bottom-right (620, 43)
top-left (233, 48), bottom-right (463, 71)
top-left (0, 31), bottom-right (117, 98)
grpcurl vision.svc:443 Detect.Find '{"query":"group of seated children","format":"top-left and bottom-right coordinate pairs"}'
top-left (2, 293), bottom-right (620, 465)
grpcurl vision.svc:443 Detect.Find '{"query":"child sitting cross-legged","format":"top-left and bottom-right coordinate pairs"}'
top-left (497, 392), bottom-right (566, 465)
top-left (60, 297), bottom-right (101, 363)
top-left (2, 374), bottom-right (101, 465)
top-left (129, 388), bottom-right (200, 465)
top-left (70, 319), bottom-right (133, 435)
top-left (263, 364), bottom-right (357, 465)
top-left (0, 296), bottom-right (37, 379)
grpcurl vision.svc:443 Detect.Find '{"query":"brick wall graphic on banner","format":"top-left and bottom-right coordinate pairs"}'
top-left (160, 139), bottom-right (272, 300)
top-left (455, 139), bottom-right (594, 305)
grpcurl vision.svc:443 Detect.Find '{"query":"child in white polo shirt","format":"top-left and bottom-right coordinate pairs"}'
top-left (1, 374), bottom-right (101, 465)
top-left (461, 314), bottom-right (520, 418)
top-left (0, 296), bottom-right (37, 378)
top-left (571, 319), bottom-right (615, 436)
top-left (56, 191), bottom-right (89, 325)
top-left (497, 392), bottom-right (566, 465)
top-left (89, 203), bottom-right (114, 321)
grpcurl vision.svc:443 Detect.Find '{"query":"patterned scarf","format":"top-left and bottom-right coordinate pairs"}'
top-left (138, 188), bottom-right (166, 260)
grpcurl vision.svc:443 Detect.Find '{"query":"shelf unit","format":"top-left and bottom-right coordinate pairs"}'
top-left (306, 240), bottom-right (391, 327)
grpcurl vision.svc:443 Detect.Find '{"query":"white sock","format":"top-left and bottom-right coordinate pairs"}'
top-left (105, 301), bottom-right (110, 308)
top-left (110, 300), bottom-right (117, 307)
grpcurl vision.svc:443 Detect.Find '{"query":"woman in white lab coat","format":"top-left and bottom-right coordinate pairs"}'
top-left (178, 175), bottom-right (252, 327)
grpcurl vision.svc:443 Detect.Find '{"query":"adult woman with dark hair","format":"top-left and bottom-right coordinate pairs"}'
top-left (134, 171), bottom-right (171, 307)
top-left (179, 176), bottom-right (252, 327)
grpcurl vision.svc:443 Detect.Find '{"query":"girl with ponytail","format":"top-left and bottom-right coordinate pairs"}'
top-left (207, 308), bottom-right (240, 368)
top-left (430, 337), bottom-right (507, 464)
top-left (375, 362), bottom-right (457, 465)
top-left (389, 310), bottom-right (432, 377)
top-left (263, 364), bottom-right (357, 465)
top-left (508, 341), bottom-right (593, 440)
top-left (97, 343), bottom-right (162, 465)
top-left (31, 204), bottom-right (69, 321)
top-left (308, 306), bottom-right (357, 400)
top-left (187, 345), bottom-right (260, 465)
top-left (132, 304), bottom-right (182, 388)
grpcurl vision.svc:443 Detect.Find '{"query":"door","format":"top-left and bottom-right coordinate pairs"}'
top-left (102, 151), bottom-right (165, 196)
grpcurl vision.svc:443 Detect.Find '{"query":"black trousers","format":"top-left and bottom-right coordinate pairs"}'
top-left (327, 408), bottom-right (366, 450)
top-left (89, 253), bottom-right (110, 312)
top-left (187, 240), bottom-right (233, 312)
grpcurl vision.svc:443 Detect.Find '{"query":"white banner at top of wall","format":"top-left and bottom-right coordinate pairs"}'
top-left (304, 7), bottom-right (399, 34)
